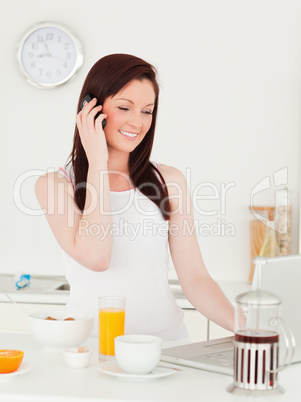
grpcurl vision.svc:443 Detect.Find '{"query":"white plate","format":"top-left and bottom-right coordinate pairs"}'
top-left (0, 362), bottom-right (31, 381)
top-left (98, 360), bottom-right (177, 380)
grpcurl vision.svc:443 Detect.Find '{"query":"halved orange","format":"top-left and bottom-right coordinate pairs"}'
top-left (0, 350), bottom-right (24, 373)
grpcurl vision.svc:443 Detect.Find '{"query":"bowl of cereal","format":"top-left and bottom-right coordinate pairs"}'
top-left (29, 311), bottom-right (94, 353)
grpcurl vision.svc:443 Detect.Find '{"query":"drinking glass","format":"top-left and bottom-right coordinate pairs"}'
top-left (98, 296), bottom-right (126, 359)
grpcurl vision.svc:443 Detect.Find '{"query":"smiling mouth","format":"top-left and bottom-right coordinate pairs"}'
top-left (119, 130), bottom-right (138, 139)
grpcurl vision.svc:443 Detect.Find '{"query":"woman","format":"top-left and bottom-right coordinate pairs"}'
top-left (35, 53), bottom-right (234, 345)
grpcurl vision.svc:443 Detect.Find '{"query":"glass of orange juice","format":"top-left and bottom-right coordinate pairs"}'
top-left (98, 296), bottom-right (126, 359)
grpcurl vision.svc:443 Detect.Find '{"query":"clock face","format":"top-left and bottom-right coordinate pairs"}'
top-left (17, 23), bottom-right (83, 88)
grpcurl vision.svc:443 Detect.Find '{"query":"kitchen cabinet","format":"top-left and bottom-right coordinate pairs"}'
top-left (183, 311), bottom-right (233, 342)
top-left (0, 302), bottom-right (222, 342)
top-left (0, 303), bottom-right (65, 333)
top-left (183, 309), bottom-right (208, 342)
top-left (208, 321), bottom-right (233, 340)
top-left (1, 303), bottom-right (209, 341)
top-left (0, 277), bottom-right (250, 339)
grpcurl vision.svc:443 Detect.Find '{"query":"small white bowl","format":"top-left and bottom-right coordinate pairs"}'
top-left (29, 311), bottom-right (94, 353)
top-left (63, 347), bottom-right (92, 369)
top-left (115, 334), bottom-right (162, 375)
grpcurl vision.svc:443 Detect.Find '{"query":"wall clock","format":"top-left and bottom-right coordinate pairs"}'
top-left (17, 22), bottom-right (83, 89)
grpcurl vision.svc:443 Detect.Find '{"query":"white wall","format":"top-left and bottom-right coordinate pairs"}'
top-left (1, 0), bottom-right (300, 282)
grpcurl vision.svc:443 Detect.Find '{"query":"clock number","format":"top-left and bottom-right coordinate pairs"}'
top-left (28, 52), bottom-right (34, 59)
top-left (64, 42), bottom-right (69, 50)
top-left (56, 69), bottom-right (61, 76)
top-left (46, 33), bottom-right (53, 40)
top-left (63, 62), bottom-right (68, 68)
top-left (30, 62), bottom-right (36, 69)
top-left (47, 71), bottom-right (52, 78)
top-left (66, 52), bottom-right (71, 59)
top-left (31, 43), bottom-right (38, 50)
top-left (58, 35), bottom-right (61, 43)
top-left (37, 36), bottom-right (43, 42)
top-left (38, 69), bottom-right (43, 76)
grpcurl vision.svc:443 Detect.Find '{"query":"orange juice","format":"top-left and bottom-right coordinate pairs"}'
top-left (99, 308), bottom-right (125, 355)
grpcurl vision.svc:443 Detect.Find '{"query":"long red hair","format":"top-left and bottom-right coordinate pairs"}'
top-left (66, 53), bottom-right (171, 220)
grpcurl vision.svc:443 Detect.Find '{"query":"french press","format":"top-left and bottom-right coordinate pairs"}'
top-left (227, 258), bottom-right (295, 395)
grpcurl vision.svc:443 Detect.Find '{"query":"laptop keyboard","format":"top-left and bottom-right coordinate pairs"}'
top-left (199, 350), bottom-right (234, 368)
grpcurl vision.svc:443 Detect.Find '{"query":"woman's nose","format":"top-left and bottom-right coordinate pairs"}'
top-left (128, 111), bottom-right (142, 129)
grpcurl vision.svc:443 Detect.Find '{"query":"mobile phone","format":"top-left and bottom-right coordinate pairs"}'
top-left (80, 94), bottom-right (106, 129)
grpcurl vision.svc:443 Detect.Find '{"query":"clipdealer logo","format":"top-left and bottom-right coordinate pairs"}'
top-left (12, 167), bottom-right (237, 238)
top-left (13, 166), bottom-right (291, 239)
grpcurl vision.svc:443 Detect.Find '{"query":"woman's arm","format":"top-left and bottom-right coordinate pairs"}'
top-left (35, 100), bottom-right (113, 272)
top-left (35, 166), bottom-right (112, 272)
top-left (160, 164), bottom-right (234, 332)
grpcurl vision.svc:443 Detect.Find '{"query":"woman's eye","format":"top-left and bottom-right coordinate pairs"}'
top-left (142, 111), bottom-right (153, 115)
top-left (118, 107), bottom-right (129, 111)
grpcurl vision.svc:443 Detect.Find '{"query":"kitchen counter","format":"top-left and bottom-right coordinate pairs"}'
top-left (0, 274), bottom-right (70, 305)
top-left (0, 274), bottom-right (251, 308)
top-left (0, 332), bottom-right (300, 402)
top-left (0, 274), bottom-right (250, 339)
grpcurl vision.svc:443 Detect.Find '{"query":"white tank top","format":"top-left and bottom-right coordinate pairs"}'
top-left (58, 163), bottom-right (187, 342)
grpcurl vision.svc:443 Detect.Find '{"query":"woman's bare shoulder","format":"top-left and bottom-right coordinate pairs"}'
top-left (36, 170), bottom-right (72, 186)
top-left (35, 171), bottom-right (74, 200)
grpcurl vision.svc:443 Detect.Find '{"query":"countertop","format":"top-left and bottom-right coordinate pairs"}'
top-left (0, 274), bottom-right (70, 305)
top-left (0, 274), bottom-right (251, 308)
top-left (0, 332), bottom-right (300, 402)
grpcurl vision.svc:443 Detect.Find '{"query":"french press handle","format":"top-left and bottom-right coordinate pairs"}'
top-left (267, 316), bottom-right (295, 373)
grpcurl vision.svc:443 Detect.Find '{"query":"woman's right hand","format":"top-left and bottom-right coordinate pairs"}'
top-left (76, 98), bottom-right (108, 165)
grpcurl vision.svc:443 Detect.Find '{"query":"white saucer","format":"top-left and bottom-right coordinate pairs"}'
top-left (98, 360), bottom-right (177, 380)
top-left (0, 362), bottom-right (31, 381)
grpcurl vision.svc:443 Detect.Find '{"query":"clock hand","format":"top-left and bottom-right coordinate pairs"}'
top-left (37, 53), bottom-right (64, 61)
top-left (44, 41), bottom-right (51, 56)
top-left (49, 55), bottom-right (65, 62)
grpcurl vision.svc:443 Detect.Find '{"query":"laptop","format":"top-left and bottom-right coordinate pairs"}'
top-left (160, 254), bottom-right (301, 375)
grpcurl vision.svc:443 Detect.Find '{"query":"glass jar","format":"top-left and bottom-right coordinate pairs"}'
top-left (275, 188), bottom-right (292, 256)
top-left (248, 206), bottom-right (275, 284)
